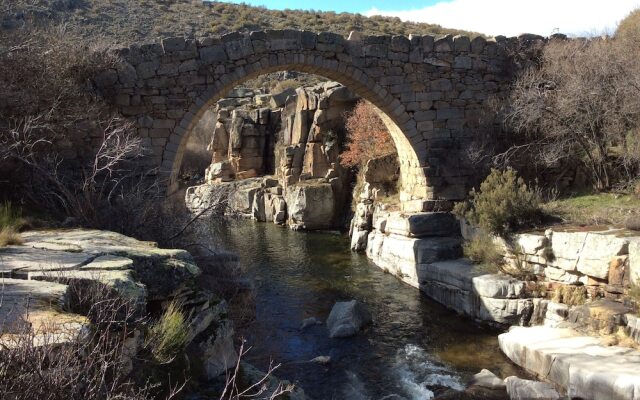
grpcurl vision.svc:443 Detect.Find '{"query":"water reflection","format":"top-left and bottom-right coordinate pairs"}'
top-left (200, 218), bottom-right (521, 399)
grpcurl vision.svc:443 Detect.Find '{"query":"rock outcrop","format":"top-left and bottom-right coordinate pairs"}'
top-left (0, 229), bottom-right (238, 381)
top-left (187, 81), bottom-right (359, 230)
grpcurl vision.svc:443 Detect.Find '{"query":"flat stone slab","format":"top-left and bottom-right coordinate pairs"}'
top-left (0, 246), bottom-right (94, 276)
top-left (499, 326), bottom-right (640, 400)
top-left (0, 278), bottom-right (70, 333)
top-left (80, 255), bottom-right (135, 270)
top-left (28, 269), bottom-right (146, 303)
top-left (20, 229), bottom-right (159, 256)
top-left (0, 229), bottom-right (201, 349)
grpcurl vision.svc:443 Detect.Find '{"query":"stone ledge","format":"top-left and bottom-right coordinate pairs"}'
top-left (499, 326), bottom-right (640, 400)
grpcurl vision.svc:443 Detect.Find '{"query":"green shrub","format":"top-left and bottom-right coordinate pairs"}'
top-left (145, 302), bottom-right (190, 364)
top-left (454, 168), bottom-right (542, 236)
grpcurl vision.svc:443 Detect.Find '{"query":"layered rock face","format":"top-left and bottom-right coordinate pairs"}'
top-left (187, 81), bottom-right (358, 230)
top-left (0, 229), bottom-right (239, 381)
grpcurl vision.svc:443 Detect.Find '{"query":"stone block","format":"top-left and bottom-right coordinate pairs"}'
top-left (162, 37), bottom-right (186, 53)
top-left (384, 212), bottom-right (460, 237)
top-left (200, 45), bottom-right (227, 63)
top-left (136, 61), bottom-right (158, 80)
top-left (453, 35), bottom-right (470, 52)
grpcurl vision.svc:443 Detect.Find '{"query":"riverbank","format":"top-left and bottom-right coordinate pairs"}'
top-left (0, 228), bottom-right (259, 397)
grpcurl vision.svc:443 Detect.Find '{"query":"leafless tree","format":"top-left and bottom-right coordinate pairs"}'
top-left (503, 37), bottom-right (640, 190)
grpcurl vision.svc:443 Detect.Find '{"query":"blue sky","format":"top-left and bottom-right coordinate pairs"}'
top-left (221, 0), bottom-right (640, 37)
top-left (222, 0), bottom-right (445, 14)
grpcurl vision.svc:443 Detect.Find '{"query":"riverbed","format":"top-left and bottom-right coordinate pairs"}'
top-left (201, 218), bottom-right (522, 399)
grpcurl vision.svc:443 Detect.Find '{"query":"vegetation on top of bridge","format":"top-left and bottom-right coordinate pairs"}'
top-left (1, 0), bottom-right (480, 46)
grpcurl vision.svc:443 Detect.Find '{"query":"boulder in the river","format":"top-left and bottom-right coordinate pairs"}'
top-left (286, 182), bottom-right (335, 230)
top-left (300, 316), bottom-right (322, 330)
top-left (326, 300), bottom-right (372, 338)
top-left (504, 377), bottom-right (560, 400)
top-left (468, 369), bottom-right (505, 390)
top-left (309, 355), bottom-right (331, 365)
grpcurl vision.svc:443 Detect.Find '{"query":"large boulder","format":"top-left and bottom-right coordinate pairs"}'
top-left (326, 300), bottom-right (372, 338)
top-left (286, 182), bottom-right (335, 230)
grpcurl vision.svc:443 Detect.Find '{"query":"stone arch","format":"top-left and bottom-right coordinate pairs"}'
top-left (98, 30), bottom-right (532, 210)
top-left (166, 59), bottom-right (426, 203)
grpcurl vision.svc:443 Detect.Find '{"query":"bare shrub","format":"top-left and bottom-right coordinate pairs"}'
top-left (0, 24), bottom-right (193, 244)
top-left (0, 282), bottom-right (183, 400)
top-left (0, 226), bottom-right (24, 247)
top-left (625, 215), bottom-right (640, 231)
top-left (220, 340), bottom-right (294, 400)
top-left (616, 8), bottom-right (640, 43)
top-left (340, 100), bottom-right (396, 168)
top-left (552, 285), bottom-right (588, 306)
top-left (505, 37), bottom-right (640, 191)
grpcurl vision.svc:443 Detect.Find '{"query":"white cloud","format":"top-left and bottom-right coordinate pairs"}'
top-left (366, 0), bottom-right (639, 37)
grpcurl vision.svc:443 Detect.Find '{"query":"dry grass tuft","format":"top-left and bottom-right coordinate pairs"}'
top-left (0, 226), bottom-right (23, 247)
top-left (464, 235), bottom-right (505, 274)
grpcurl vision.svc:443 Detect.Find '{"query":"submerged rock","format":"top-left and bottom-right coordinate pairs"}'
top-left (504, 377), bottom-right (560, 400)
top-left (300, 316), bottom-right (322, 330)
top-left (326, 300), bottom-right (372, 338)
top-left (309, 355), bottom-right (331, 364)
top-left (468, 369), bottom-right (505, 390)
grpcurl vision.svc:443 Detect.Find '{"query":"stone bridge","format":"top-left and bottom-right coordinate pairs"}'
top-left (95, 30), bottom-right (540, 210)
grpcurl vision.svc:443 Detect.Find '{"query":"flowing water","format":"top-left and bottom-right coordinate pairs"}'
top-left (201, 218), bottom-right (522, 400)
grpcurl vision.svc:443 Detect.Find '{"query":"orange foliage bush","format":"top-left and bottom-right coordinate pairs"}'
top-left (340, 101), bottom-right (396, 168)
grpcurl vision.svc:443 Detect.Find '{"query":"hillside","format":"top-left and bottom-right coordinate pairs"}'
top-left (1, 0), bottom-right (479, 45)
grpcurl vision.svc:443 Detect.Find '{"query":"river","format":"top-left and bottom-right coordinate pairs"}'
top-left (200, 218), bottom-right (522, 400)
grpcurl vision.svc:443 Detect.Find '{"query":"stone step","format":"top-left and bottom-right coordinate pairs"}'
top-left (499, 326), bottom-right (640, 400)
top-left (383, 212), bottom-right (461, 238)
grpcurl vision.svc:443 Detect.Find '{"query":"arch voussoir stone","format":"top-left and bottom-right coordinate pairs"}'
top-left (95, 29), bottom-right (541, 209)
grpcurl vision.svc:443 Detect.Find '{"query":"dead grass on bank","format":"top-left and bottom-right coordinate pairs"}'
top-left (0, 226), bottom-right (23, 247)
top-left (542, 192), bottom-right (640, 227)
